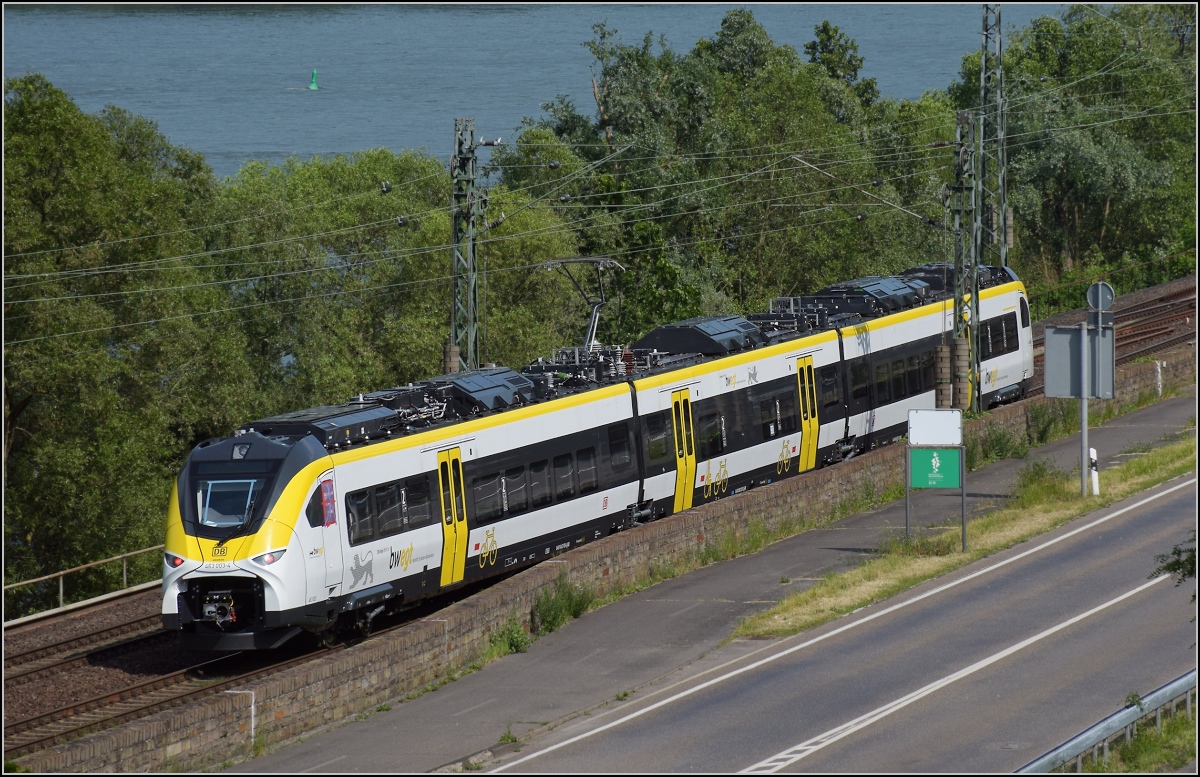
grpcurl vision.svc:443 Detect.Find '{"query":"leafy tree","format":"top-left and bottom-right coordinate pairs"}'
top-left (4, 74), bottom-right (252, 609)
top-left (949, 5), bottom-right (1196, 300)
top-left (1151, 529), bottom-right (1196, 602)
top-left (804, 20), bottom-right (880, 107)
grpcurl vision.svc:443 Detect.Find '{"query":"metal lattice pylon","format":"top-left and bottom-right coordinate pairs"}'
top-left (450, 118), bottom-right (487, 372)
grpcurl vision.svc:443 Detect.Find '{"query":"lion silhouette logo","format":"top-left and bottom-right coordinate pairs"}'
top-left (349, 551), bottom-right (374, 589)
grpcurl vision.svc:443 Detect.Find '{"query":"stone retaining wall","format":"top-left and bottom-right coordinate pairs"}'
top-left (18, 343), bottom-right (1195, 773)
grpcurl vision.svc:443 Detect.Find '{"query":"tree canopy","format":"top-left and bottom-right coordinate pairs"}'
top-left (3, 5), bottom-right (1195, 614)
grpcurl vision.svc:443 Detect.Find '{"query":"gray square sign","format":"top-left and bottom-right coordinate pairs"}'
top-left (1044, 326), bottom-right (1115, 399)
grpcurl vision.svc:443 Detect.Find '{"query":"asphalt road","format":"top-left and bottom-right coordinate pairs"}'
top-left (492, 479), bottom-right (1196, 773)
top-left (238, 395), bottom-right (1196, 774)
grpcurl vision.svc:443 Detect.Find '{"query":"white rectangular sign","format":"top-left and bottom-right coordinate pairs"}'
top-left (908, 408), bottom-right (963, 446)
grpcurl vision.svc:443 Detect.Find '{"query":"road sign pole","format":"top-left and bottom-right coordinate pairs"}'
top-left (961, 446), bottom-right (967, 552)
top-left (1080, 321), bottom-right (1089, 497)
top-left (905, 446), bottom-right (911, 538)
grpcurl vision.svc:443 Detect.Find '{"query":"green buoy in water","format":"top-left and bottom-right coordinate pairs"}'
top-left (309, 70), bottom-right (319, 90)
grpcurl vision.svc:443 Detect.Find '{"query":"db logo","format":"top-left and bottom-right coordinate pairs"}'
top-left (212, 546), bottom-right (228, 557)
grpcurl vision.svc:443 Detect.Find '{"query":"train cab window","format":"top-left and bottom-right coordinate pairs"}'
top-left (890, 359), bottom-right (906, 400)
top-left (347, 490), bottom-right (375, 545)
top-left (820, 365), bottom-right (842, 410)
top-left (607, 423), bottom-right (631, 470)
top-left (305, 487), bottom-right (324, 529)
top-left (577, 448), bottom-right (598, 494)
top-left (553, 454), bottom-right (575, 500)
top-left (376, 482), bottom-right (405, 537)
top-left (472, 473), bottom-right (503, 524)
top-left (1020, 297), bottom-right (1030, 328)
top-left (530, 460), bottom-right (552, 507)
top-left (504, 467), bottom-right (528, 513)
top-left (874, 362), bottom-right (892, 404)
top-left (404, 477), bottom-right (433, 529)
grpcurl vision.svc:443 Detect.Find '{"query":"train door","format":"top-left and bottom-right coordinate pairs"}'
top-left (671, 388), bottom-right (697, 513)
top-left (318, 478), bottom-right (343, 590)
top-left (796, 356), bottom-right (819, 471)
top-left (301, 475), bottom-right (343, 602)
top-left (437, 448), bottom-right (469, 586)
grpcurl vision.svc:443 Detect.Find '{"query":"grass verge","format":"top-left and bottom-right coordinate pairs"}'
top-left (733, 435), bottom-right (1197, 639)
top-left (1064, 697), bottom-right (1196, 773)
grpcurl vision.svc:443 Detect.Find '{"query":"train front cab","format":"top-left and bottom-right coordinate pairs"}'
top-left (162, 433), bottom-right (337, 650)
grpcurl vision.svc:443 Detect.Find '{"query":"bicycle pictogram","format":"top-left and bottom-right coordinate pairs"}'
top-left (478, 528), bottom-right (498, 568)
top-left (704, 459), bottom-right (731, 498)
top-left (776, 439), bottom-right (792, 474)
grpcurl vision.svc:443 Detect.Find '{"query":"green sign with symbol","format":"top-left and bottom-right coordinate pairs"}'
top-left (910, 448), bottom-right (961, 489)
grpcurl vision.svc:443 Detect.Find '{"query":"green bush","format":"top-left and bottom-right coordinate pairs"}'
top-left (490, 617), bottom-right (532, 655)
top-left (532, 573), bottom-right (595, 636)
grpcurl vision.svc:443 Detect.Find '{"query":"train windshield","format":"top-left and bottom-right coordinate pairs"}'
top-left (192, 460), bottom-right (280, 529)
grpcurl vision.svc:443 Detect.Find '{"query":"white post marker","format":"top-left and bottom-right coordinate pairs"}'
top-left (1090, 447), bottom-right (1100, 496)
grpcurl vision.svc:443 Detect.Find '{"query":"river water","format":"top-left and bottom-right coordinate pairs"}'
top-left (4, 4), bottom-right (1063, 179)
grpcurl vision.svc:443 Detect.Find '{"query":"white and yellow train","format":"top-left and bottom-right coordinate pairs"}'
top-left (162, 263), bottom-right (1033, 649)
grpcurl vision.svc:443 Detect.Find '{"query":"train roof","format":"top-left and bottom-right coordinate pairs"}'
top-left (224, 263), bottom-right (1021, 452)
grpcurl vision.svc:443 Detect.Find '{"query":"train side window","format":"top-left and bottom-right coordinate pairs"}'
top-left (472, 473), bottom-right (503, 524)
top-left (696, 412), bottom-right (724, 459)
top-left (1019, 297), bottom-right (1030, 328)
top-left (1003, 312), bottom-right (1019, 354)
top-left (778, 393), bottom-right (798, 434)
top-left (607, 423), bottom-right (631, 470)
top-left (577, 448), bottom-right (598, 494)
top-left (851, 358), bottom-right (870, 402)
top-left (553, 454), bottom-right (575, 500)
top-left (376, 482), bottom-right (405, 537)
top-left (874, 362), bottom-right (892, 404)
top-left (891, 359), bottom-right (907, 400)
top-left (760, 399), bottom-right (777, 439)
top-left (504, 467), bottom-right (528, 513)
top-left (347, 489), bottom-right (374, 545)
top-left (820, 365), bottom-right (842, 409)
top-left (530, 460), bottom-right (552, 507)
top-left (644, 412), bottom-right (672, 466)
top-left (305, 487), bottom-right (324, 529)
top-left (921, 350), bottom-right (935, 392)
top-left (907, 355), bottom-right (922, 394)
top-left (405, 477), bottom-right (433, 529)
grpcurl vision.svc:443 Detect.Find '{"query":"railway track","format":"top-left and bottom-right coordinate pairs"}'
top-left (1029, 284), bottom-right (1195, 396)
top-left (3, 648), bottom-right (317, 758)
top-left (4, 614), bottom-right (164, 680)
top-left (4, 279), bottom-right (1193, 762)
top-left (3, 576), bottom-right (498, 760)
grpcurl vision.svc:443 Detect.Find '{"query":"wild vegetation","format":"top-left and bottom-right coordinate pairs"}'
top-left (4, 5), bottom-right (1194, 613)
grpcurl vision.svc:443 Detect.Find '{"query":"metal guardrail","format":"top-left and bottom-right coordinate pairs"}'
top-left (1017, 669), bottom-right (1197, 773)
top-left (3, 545), bottom-right (164, 623)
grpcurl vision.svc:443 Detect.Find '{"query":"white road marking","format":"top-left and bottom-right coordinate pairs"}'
top-left (302, 755), bottom-right (346, 772)
top-left (452, 697), bottom-right (498, 717)
top-left (668, 601), bottom-right (706, 618)
top-left (739, 575), bottom-right (1168, 773)
top-left (489, 477), bottom-right (1195, 773)
top-left (572, 648), bottom-right (606, 665)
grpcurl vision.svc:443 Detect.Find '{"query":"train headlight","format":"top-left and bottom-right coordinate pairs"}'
top-left (164, 552), bottom-right (186, 568)
top-left (252, 549), bottom-right (287, 566)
